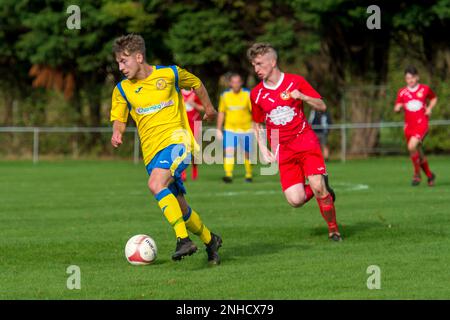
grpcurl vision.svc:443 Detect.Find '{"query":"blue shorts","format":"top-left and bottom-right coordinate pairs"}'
top-left (145, 144), bottom-right (191, 197)
top-left (223, 130), bottom-right (254, 153)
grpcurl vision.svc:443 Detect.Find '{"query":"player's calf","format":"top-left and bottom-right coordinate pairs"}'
top-left (309, 175), bottom-right (341, 240)
top-left (427, 172), bottom-right (436, 187)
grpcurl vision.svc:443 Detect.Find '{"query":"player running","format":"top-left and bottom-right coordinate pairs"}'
top-left (394, 66), bottom-right (438, 186)
top-left (181, 88), bottom-right (204, 181)
top-left (247, 43), bottom-right (341, 241)
top-left (217, 73), bottom-right (254, 183)
top-left (110, 34), bottom-right (222, 264)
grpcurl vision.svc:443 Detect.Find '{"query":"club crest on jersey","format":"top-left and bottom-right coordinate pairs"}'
top-left (417, 89), bottom-right (424, 98)
top-left (185, 102), bottom-right (194, 112)
top-left (267, 106), bottom-right (297, 125)
top-left (280, 91), bottom-right (290, 100)
top-left (156, 78), bottom-right (167, 90)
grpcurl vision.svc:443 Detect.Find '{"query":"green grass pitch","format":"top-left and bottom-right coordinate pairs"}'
top-left (1, 156), bottom-right (449, 299)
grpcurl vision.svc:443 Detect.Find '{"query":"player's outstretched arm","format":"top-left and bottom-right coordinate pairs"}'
top-left (253, 122), bottom-right (276, 163)
top-left (290, 89), bottom-right (326, 111)
top-left (194, 84), bottom-right (217, 122)
top-left (394, 103), bottom-right (403, 113)
top-left (216, 112), bottom-right (225, 140)
top-left (426, 97), bottom-right (438, 116)
top-left (111, 120), bottom-right (126, 148)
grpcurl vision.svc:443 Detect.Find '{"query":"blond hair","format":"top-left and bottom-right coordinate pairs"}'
top-left (247, 42), bottom-right (278, 62)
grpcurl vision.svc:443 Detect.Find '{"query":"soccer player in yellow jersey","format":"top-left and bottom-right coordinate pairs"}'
top-left (110, 34), bottom-right (222, 264)
top-left (217, 73), bottom-right (254, 183)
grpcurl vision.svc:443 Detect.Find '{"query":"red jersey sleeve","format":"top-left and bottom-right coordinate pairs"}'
top-left (426, 86), bottom-right (437, 100)
top-left (297, 76), bottom-right (322, 99)
top-left (250, 89), bottom-right (265, 123)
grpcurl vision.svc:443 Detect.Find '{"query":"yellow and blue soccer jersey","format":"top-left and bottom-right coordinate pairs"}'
top-left (218, 88), bottom-right (253, 132)
top-left (110, 65), bottom-right (201, 166)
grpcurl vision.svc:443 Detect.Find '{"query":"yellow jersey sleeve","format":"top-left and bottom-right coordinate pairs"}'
top-left (110, 86), bottom-right (129, 123)
top-left (218, 93), bottom-right (227, 113)
top-left (177, 66), bottom-right (202, 90)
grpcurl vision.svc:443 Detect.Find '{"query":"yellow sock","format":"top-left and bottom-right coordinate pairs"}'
top-left (224, 156), bottom-right (234, 177)
top-left (183, 207), bottom-right (212, 244)
top-left (155, 189), bottom-right (188, 239)
top-left (244, 158), bottom-right (252, 178)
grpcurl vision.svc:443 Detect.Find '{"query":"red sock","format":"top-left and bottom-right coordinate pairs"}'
top-left (181, 170), bottom-right (187, 181)
top-left (420, 157), bottom-right (433, 178)
top-left (304, 184), bottom-right (314, 203)
top-left (316, 193), bottom-right (339, 234)
top-left (192, 164), bottom-right (198, 180)
top-left (410, 152), bottom-right (421, 177)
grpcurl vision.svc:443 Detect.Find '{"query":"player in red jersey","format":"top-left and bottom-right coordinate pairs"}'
top-left (181, 88), bottom-right (204, 181)
top-left (394, 66), bottom-right (438, 186)
top-left (247, 43), bottom-right (341, 241)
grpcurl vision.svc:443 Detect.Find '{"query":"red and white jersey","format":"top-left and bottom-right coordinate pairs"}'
top-left (182, 89), bottom-right (202, 124)
top-left (395, 84), bottom-right (436, 127)
top-left (250, 73), bottom-right (321, 145)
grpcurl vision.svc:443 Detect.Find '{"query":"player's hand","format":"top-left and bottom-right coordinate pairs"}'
top-left (425, 107), bottom-right (432, 116)
top-left (290, 89), bottom-right (308, 101)
top-left (111, 132), bottom-right (123, 148)
top-left (394, 104), bottom-right (403, 113)
top-left (203, 108), bottom-right (217, 122)
top-left (260, 145), bottom-right (277, 163)
top-left (216, 129), bottom-right (223, 141)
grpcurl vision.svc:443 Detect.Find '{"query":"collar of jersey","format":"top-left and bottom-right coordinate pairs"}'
top-left (407, 83), bottom-right (421, 93)
top-left (263, 72), bottom-right (285, 90)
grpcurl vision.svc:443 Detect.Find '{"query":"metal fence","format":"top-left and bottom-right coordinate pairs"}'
top-left (1, 120), bottom-right (450, 163)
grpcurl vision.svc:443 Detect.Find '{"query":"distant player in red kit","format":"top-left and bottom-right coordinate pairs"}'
top-left (394, 66), bottom-right (438, 186)
top-left (182, 88), bottom-right (204, 181)
top-left (248, 43), bottom-right (341, 241)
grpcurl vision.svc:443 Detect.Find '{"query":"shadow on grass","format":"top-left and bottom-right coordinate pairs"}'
top-left (432, 180), bottom-right (450, 187)
top-left (221, 240), bottom-right (309, 261)
top-left (309, 221), bottom-right (385, 239)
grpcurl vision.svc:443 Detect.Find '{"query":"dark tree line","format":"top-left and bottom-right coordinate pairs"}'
top-left (0, 0), bottom-right (449, 155)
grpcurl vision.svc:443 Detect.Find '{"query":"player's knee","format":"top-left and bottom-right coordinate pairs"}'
top-left (225, 148), bottom-right (234, 157)
top-left (408, 144), bottom-right (417, 153)
top-left (286, 194), bottom-right (305, 208)
top-left (148, 179), bottom-right (166, 195)
top-left (310, 179), bottom-right (326, 198)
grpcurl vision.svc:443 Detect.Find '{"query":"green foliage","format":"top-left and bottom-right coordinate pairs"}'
top-left (0, 0), bottom-right (449, 151)
top-left (166, 9), bottom-right (244, 66)
top-left (256, 18), bottom-right (298, 63)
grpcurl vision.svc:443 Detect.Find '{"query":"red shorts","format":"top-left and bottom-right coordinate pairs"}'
top-left (278, 129), bottom-right (326, 191)
top-left (404, 123), bottom-right (428, 142)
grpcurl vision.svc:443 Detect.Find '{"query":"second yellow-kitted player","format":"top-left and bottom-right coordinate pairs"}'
top-left (217, 73), bottom-right (254, 183)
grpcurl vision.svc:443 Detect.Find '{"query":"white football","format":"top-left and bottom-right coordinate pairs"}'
top-left (125, 234), bottom-right (157, 265)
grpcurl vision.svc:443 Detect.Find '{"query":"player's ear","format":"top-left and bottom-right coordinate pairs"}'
top-left (271, 59), bottom-right (277, 68)
top-left (136, 53), bottom-right (144, 64)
